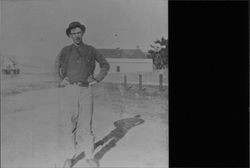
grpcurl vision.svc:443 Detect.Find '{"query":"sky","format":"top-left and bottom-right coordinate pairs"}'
top-left (0, 0), bottom-right (168, 63)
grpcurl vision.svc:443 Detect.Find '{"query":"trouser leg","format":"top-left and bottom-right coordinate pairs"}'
top-left (74, 86), bottom-right (95, 159)
top-left (57, 85), bottom-right (78, 159)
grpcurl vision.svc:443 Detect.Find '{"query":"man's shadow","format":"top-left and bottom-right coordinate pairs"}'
top-left (70, 115), bottom-right (144, 167)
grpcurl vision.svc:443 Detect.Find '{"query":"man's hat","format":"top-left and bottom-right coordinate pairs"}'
top-left (66, 21), bottom-right (86, 37)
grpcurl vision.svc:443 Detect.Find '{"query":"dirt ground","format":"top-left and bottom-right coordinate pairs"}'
top-left (1, 73), bottom-right (168, 168)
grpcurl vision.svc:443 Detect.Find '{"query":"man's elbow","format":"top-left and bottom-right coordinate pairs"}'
top-left (101, 62), bottom-right (110, 72)
top-left (106, 63), bottom-right (110, 72)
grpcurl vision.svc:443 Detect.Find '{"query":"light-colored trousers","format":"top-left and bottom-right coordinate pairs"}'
top-left (57, 84), bottom-right (94, 161)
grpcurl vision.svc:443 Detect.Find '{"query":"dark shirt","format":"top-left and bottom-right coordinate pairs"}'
top-left (66, 44), bottom-right (89, 83)
top-left (55, 42), bottom-right (110, 84)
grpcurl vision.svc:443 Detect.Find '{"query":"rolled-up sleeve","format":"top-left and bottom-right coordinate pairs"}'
top-left (93, 48), bottom-right (110, 82)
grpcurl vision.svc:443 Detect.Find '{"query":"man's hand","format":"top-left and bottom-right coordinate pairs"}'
top-left (60, 77), bottom-right (70, 87)
top-left (88, 76), bottom-right (98, 86)
top-left (89, 80), bottom-right (97, 86)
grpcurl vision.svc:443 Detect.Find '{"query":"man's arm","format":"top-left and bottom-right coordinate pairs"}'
top-left (55, 50), bottom-right (65, 84)
top-left (92, 48), bottom-right (110, 82)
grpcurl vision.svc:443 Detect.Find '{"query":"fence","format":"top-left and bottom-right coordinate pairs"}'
top-left (102, 70), bottom-right (168, 91)
top-left (122, 73), bottom-right (166, 91)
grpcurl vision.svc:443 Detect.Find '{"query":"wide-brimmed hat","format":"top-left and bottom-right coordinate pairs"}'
top-left (66, 21), bottom-right (86, 37)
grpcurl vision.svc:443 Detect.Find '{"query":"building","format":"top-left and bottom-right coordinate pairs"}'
top-left (96, 48), bottom-right (153, 74)
top-left (1, 56), bottom-right (20, 75)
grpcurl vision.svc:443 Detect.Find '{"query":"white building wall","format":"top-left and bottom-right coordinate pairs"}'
top-left (94, 58), bottom-right (153, 74)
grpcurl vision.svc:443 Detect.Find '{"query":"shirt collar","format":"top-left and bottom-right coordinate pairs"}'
top-left (72, 42), bottom-right (85, 48)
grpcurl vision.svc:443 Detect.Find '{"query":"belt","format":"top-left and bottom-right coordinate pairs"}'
top-left (70, 82), bottom-right (89, 87)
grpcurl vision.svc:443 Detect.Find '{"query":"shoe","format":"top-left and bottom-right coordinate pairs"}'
top-left (86, 158), bottom-right (100, 168)
top-left (63, 158), bottom-right (73, 168)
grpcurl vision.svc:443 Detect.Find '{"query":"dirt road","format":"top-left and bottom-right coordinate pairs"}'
top-left (1, 81), bottom-right (168, 168)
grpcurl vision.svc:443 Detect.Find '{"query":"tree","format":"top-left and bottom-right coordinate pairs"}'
top-left (148, 37), bottom-right (168, 69)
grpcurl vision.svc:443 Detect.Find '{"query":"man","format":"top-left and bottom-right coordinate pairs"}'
top-left (55, 21), bottom-right (110, 168)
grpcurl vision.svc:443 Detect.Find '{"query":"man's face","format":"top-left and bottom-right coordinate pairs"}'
top-left (70, 27), bottom-right (84, 45)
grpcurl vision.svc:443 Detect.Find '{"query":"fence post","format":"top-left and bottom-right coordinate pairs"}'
top-left (159, 73), bottom-right (163, 91)
top-left (124, 75), bottom-right (127, 89)
top-left (139, 74), bottom-right (142, 90)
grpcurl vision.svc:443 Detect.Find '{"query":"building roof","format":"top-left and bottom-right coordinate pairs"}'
top-left (98, 48), bottom-right (146, 59)
top-left (1, 56), bottom-right (18, 68)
